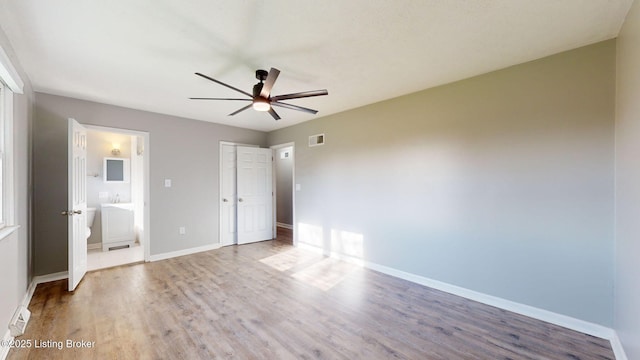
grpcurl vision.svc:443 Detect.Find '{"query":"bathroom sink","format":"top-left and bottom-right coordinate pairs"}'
top-left (101, 203), bottom-right (134, 210)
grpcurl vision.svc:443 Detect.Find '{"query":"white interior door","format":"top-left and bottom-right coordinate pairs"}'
top-left (220, 144), bottom-right (237, 246)
top-left (237, 146), bottom-right (273, 244)
top-left (68, 118), bottom-right (87, 291)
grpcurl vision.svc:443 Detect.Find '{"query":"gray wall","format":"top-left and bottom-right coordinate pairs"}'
top-left (0, 27), bottom-right (33, 335)
top-left (268, 40), bottom-right (616, 326)
top-left (33, 93), bottom-right (267, 275)
top-left (615, 0), bottom-right (640, 357)
top-left (275, 146), bottom-right (293, 225)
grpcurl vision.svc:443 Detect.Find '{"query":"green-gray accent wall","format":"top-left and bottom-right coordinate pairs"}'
top-left (269, 40), bottom-right (616, 326)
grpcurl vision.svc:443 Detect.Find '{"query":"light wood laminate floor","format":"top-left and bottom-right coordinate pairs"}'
top-left (9, 233), bottom-right (614, 359)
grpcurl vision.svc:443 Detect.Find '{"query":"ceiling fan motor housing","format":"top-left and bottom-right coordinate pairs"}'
top-left (253, 82), bottom-right (265, 98)
top-left (253, 70), bottom-right (268, 98)
top-left (255, 69), bottom-right (268, 81)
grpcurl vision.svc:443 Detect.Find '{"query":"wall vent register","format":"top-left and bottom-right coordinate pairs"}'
top-left (309, 133), bottom-right (325, 147)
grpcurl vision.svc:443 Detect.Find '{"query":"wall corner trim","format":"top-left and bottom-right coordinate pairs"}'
top-left (148, 243), bottom-right (221, 262)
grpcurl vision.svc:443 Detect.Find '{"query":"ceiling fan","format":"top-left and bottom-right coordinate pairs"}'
top-left (190, 68), bottom-right (328, 120)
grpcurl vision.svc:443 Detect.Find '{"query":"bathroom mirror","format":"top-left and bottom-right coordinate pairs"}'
top-left (103, 157), bottom-right (130, 183)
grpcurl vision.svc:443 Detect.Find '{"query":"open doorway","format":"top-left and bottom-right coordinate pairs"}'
top-left (83, 125), bottom-right (150, 270)
top-left (271, 143), bottom-right (295, 245)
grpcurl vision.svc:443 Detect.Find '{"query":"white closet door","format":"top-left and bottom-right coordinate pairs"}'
top-left (220, 144), bottom-right (238, 246)
top-left (236, 146), bottom-right (273, 244)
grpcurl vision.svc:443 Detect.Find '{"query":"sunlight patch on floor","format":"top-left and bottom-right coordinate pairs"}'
top-left (291, 257), bottom-right (360, 291)
top-left (271, 222), bottom-right (366, 291)
top-left (259, 248), bottom-right (321, 272)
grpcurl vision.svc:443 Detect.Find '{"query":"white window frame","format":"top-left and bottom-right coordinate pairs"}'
top-left (1, 82), bottom-right (14, 228)
top-left (0, 43), bottom-right (24, 239)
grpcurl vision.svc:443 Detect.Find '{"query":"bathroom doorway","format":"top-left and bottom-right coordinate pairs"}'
top-left (83, 125), bottom-right (150, 270)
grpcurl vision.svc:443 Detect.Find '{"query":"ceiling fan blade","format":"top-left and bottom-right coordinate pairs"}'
top-left (229, 104), bottom-right (253, 116)
top-left (268, 107), bottom-right (281, 120)
top-left (260, 68), bottom-right (280, 98)
top-left (271, 101), bottom-right (318, 114)
top-left (270, 89), bottom-right (328, 101)
top-left (195, 72), bottom-right (253, 98)
top-left (189, 97), bottom-right (252, 101)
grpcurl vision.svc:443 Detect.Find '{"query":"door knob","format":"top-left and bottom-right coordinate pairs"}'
top-left (61, 210), bottom-right (69, 216)
top-left (238, 198), bottom-right (244, 202)
top-left (222, 198), bottom-right (228, 202)
top-left (73, 210), bottom-right (82, 214)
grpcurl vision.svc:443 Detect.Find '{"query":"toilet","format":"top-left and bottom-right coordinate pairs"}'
top-left (86, 207), bottom-right (96, 239)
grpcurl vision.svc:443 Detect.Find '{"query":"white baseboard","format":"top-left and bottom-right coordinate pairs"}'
top-left (22, 281), bottom-right (37, 309)
top-left (149, 243), bottom-right (221, 262)
top-left (298, 242), bottom-right (626, 359)
top-left (1, 329), bottom-right (11, 360)
top-left (1, 271), bottom-right (69, 360)
top-left (21, 271), bottom-right (69, 310)
top-left (276, 222), bottom-right (293, 230)
top-left (364, 261), bottom-right (614, 339)
top-left (33, 271), bottom-right (68, 284)
top-left (609, 332), bottom-right (629, 360)
top-left (21, 271), bottom-right (69, 308)
top-left (87, 243), bottom-right (101, 250)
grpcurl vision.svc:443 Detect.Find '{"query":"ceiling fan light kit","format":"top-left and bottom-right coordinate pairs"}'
top-left (190, 68), bottom-right (328, 121)
top-left (252, 98), bottom-right (271, 112)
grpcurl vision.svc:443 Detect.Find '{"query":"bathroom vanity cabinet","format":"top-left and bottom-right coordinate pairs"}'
top-left (101, 203), bottom-right (135, 251)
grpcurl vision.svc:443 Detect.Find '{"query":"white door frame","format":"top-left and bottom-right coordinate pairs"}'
top-left (270, 142), bottom-right (296, 246)
top-left (84, 125), bottom-right (151, 262)
top-left (218, 141), bottom-right (258, 246)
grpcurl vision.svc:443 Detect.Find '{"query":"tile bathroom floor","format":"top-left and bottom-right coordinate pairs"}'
top-left (87, 243), bottom-right (144, 271)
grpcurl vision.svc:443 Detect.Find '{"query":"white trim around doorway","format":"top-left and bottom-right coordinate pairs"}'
top-left (84, 125), bottom-right (151, 263)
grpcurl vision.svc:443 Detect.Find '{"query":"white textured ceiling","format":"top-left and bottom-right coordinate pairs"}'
top-left (0, 0), bottom-right (633, 131)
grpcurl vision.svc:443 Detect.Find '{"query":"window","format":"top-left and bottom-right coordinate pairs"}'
top-left (0, 43), bottom-right (23, 236)
top-left (0, 79), bottom-right (14, 230)
top-left (0, 82), bottom-right (4, 228)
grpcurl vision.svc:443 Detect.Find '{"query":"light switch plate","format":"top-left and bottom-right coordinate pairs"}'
top-left (295, 184), bottom-right (301, 191)
top-left (164, 179), bottom-right (172, 187)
